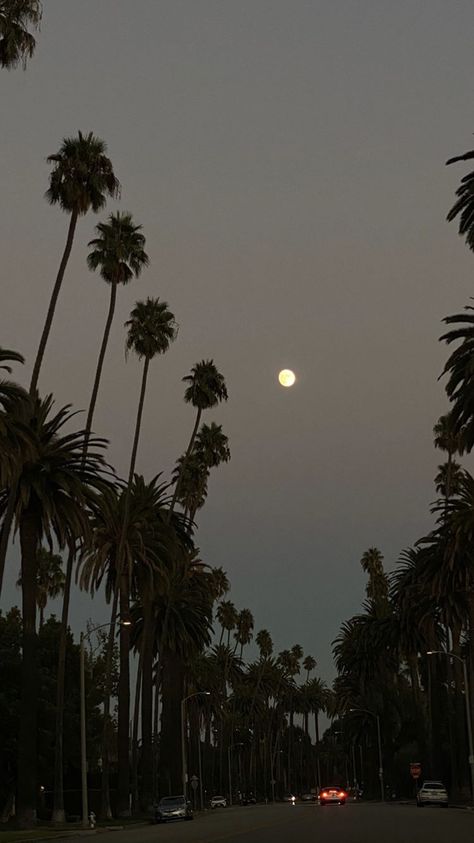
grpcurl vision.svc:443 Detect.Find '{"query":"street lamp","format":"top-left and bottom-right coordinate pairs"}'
top-left (181, 692), bottom-right (210, 802)
top-left (427, 650), bottom-right (474, 802)
top-left (228, 742), bottom-right (244, 806)
top-left (80, 619), bottom-right (131, 828)
top-left (349, 708), bottom-right (384, 801)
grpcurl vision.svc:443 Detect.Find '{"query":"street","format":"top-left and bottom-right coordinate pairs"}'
top-left (98, 802), bottom-right (474, 843)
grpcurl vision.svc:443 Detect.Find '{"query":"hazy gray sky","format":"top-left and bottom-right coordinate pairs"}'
top-left (2, 0), bottom-right (474, 682)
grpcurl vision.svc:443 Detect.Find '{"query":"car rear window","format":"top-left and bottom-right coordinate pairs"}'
top-left (160, 797), bottom-right (184, 805)
top-left (423, 783), bottom-right (444, 790)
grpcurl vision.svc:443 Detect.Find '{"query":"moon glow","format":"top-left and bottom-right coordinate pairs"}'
top-left (278, 369), bottom-right (296, 387)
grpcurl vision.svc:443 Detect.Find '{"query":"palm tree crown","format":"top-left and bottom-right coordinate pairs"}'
top-left (46, 131), bottom-right (120, 216)
top-left (183, 360), bottom-right (228, 410)
top-left (125, 298), bottom-right (178, 360)
top-left (0, 0), bottom-right (42, 69)
top-left (87, 212), bottom-right (149, 285)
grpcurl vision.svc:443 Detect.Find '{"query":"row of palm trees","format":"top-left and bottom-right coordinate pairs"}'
top-left (329, 143), bottom-right (474, 798)
top-left (0, 123), bottom-right (233, 826)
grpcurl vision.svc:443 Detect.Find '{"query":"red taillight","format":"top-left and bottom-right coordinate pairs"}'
top-left (322, 792), bottom-right (328, 797)
top-left (338, 791), bottom-right (346, 798)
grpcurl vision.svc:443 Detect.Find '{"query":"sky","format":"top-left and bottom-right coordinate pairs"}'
top-left (2, 0), bottom-right (474, 685)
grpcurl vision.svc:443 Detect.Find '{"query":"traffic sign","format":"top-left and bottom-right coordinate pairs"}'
top-left (190, 775), bottom-right (199, 791)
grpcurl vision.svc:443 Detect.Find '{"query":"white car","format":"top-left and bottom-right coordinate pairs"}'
top-left (417, 781), bottom-right (448, 807)
top-left (210, 795), bottom-right (227, 809)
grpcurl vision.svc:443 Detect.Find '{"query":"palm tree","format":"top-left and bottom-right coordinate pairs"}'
top-left (170, 360), bottom-right (228, 515)
top-left (234, 608), bottom-right (254, 659)
top-left (115, 298), bottom-right (177, 815)
top-left (171, 452), bottom-right (209, 521)
top-left (194, 422), bottom-right (231, 468)
top-left (216, 600), bottom-right (238, 647)
top-left (0, 0), bottom-right (42, 69)
top-left (0, 395), bottom-right (111, 828)
top-left (30, 131), bottom-right (119, 395)
top-left (17, 547), bottom-right (64, 627)
top-left (360, 547), bottom-right (389, 612)
top-left (303, 655), bottom-right (316, 682)
top-left (83, 212), bottom-right (149, 456)
top-left (256, 629), bottom-right (273, 660)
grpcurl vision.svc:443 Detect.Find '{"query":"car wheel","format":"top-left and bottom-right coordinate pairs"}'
top-left (417, 802), bottom-right (423, 808)
top-left (320, 801), bottom-right (326, 806)
top-left (340, 801), bottom-right (346, 806)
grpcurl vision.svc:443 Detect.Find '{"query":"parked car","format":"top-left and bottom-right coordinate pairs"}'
top-left (210, 795), bottom-right (227, 809)
top-left (301, 792), bottom-right (317, 801)
top-left (241, 792), bottom-right (257, 805)
top-left (153, 795), bottom-right (193, 823)
top-left (319, 786), bottom-right (347, 806)
top-left (417, 781), bottom-right (448, 808)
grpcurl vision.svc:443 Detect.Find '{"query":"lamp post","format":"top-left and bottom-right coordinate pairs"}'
top-left (181, 692), bottom-right (210, 802)
top-left (427, 650), bottom-right (474, 802)
top-left (349, 708), bottom-right (384, 801)
top-left (228, 742), bottom-right (244, 806)
top-left (80, 619), bottom-right (131, 828)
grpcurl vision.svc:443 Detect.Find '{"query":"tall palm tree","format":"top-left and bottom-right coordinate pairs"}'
top-left (0, 395), bottom-right (111, 828)
top-left (170, 360), bottom-right (228, 515)
top-left (30, 131), bottom-right (119, 395)
top-left (256, 629), bottom-right (273, 660)
top-left (0, 0), bottom-right (42, 69)
top-left (83, 212), bottom-right (149, 456)
top-left (115, 298), bottom-right (177, 815)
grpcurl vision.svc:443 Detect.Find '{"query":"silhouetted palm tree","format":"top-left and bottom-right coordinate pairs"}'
top-left (115, 298), bottom-right (177, 815)
top-left (170, 360), bottom-right (228, 514)
top-left (0, 0), bottom-right (42, 69)
top-left (30, 131), bottom-right (119, 394)
top-left (83, 212), bottom-right (148, 456)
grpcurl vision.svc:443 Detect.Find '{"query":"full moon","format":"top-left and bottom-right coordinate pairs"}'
top-left (278, 369), bottom-right (296, 387)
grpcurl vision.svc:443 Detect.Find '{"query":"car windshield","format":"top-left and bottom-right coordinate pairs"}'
top-left (423, 783), bottom-right (445, 790)
top-left (160, 797), bottom-right (184, 806)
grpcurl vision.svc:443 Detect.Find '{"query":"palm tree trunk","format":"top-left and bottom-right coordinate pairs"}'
top-left (117, 573), bottom-right (131, 816)
top-left (100, 589), bottom-right (118, 820)
top-left (169, 408), bottom-right (202, 516)
top-left (116, 355), bottom-right (151, 816)
top-left (17, 507), bottom-right (39, 828)
top-left (131, 642), bottom-right (143, 814)
top-left (82, 281), bottom-right (117, 458)
top-left (52, 546), bottom-right (75, 823)
top-left (30, 209), bottom-right (79, 395)
top-left (159, 646), bottom-right (185, 793)
top-left (140, 593), bottom-right (154, 810)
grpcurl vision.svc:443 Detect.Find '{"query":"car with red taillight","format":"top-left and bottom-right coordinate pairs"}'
top-left (319, 786), bottom-right (347, 805)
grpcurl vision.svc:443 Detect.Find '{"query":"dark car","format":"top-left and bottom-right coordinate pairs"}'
top-left (319, 786), bottom-right (347, 806)
top-left (153, 795), bottom-right (193, 823)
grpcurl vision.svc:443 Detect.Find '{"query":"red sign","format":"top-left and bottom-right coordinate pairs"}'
top-left (410, 762), bottom-right (421, 780)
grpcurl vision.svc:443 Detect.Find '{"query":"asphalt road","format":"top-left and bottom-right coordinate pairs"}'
top-left (98, 802), bottom-right (474, 843)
